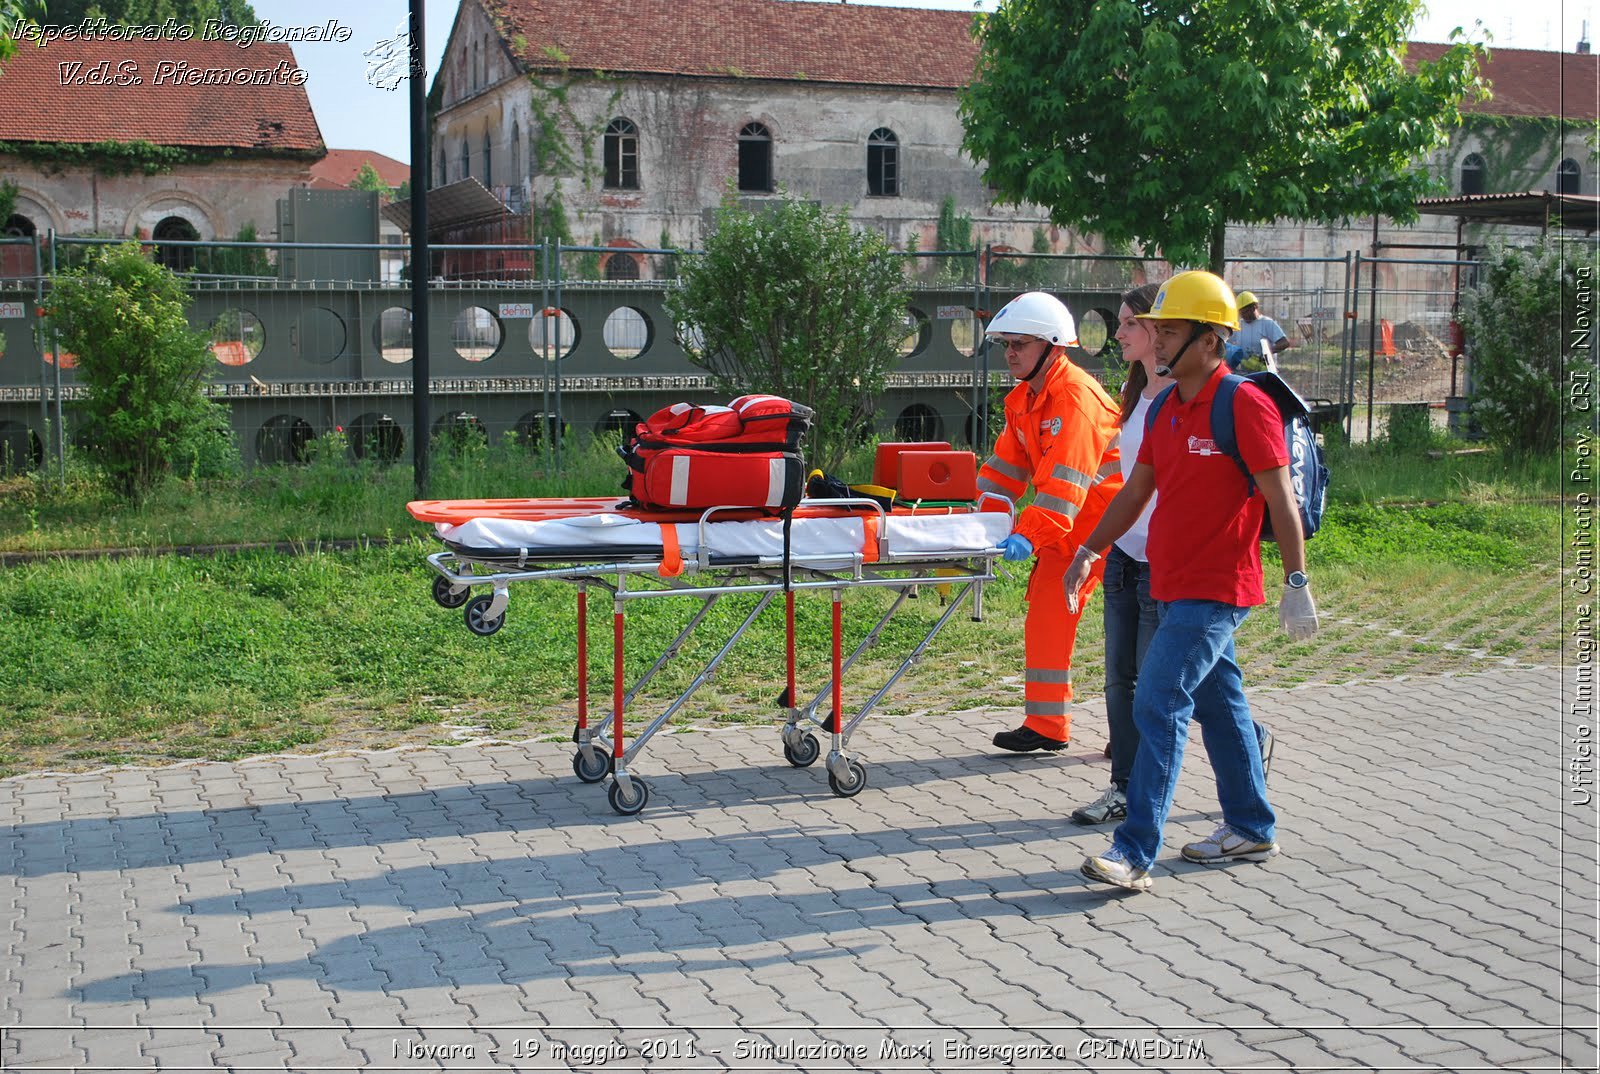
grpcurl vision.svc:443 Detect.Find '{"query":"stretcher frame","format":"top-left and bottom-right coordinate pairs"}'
top-left (421, 496), bottom-right (1012, 815)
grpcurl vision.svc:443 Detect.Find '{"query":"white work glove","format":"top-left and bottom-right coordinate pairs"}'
top-left (1279, 579), bottom-right (1319, 640)
top-left (1064, 545), bottom-right (1100, 615)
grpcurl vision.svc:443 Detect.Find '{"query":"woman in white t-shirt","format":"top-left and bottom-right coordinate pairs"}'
top-left (1071, 283), bottom-right (1167, 825)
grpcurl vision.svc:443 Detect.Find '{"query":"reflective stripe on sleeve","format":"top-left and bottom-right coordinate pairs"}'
top-left (1032, 494), bottom-right (1082, 518)
top-left (1026, 668), bottom-right (1073, 685)
top-left (1052, 464), bottom-right (1092, 488)
top-left (1025, 701), bottom-right (1072, 716)
top-left (983, 455), bottom-right (1027, 483)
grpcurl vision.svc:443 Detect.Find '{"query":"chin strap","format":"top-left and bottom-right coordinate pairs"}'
top-left (1155, 323), bottom-right (1211, 379)
top-left (1023, 343), bottom-right (1062, 383)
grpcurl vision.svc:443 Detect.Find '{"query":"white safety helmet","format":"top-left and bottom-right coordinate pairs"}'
top-left (985, 291), bottom-right (1077, 347)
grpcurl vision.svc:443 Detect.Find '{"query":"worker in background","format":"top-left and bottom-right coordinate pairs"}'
top-left (978, 292), bottom-right (1124, 753)
top-left (1231, 291), bottom-right (1294, 369)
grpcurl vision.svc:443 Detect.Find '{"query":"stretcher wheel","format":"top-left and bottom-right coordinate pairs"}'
top-left (431, 576), bottom-right (471, 609)
top-left (464, 594), bottom-right (505, 636)
top-left (608, 776), bottom-right (650, 815)
top-left (827, 759), bottom-right (868, 798)
top-left (572, 748), bottom-right (614, 783)
top-left (783, 732), bottom-right (820, 767)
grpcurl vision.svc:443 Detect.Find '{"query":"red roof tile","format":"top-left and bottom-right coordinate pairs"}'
top-left (1406, 42), bottom-right (1595, 120)
top-left (0, 37), bottom-right (323, 152)
top-left (309, 148), bottom-right (411, 190)
top-left (479, 0), bottom-right (1595, 121)
top-left (481, 0), bottom-right (980, 89)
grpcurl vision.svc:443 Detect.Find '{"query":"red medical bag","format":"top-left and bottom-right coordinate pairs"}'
top-left (621, 395), bottom-right (813, 512)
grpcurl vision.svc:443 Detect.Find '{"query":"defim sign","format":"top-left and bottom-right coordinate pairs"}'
top-left (498, 302), bottom-right (534, 319)
top-left (0, 302), bottom-right (26, 318)
top-left (935, 305), bottom-right (972, 320)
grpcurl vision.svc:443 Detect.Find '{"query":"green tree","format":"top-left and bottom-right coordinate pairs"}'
top-left (665, 195), bottom-right (911, 473)
top-left (1459, 240), bottom-right (1595, 455)
top-left (46, 243), bottom-right (235, 499)
top-left (36, 0), bottom-right (256, 25)
top-left (960, 0), bottom-right (1484, 271)
top-left (348, 161), bottom-right (394, 200)
top-left (933, 195), bottom-right (975, 284)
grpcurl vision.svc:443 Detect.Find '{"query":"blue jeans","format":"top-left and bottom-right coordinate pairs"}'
top-left (1112, 599), bottom-right (1275, 870)
top-left (1102, 546), bottom-right (1159, 789)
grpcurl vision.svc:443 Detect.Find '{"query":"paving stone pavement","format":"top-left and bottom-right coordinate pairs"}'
top-left (0, 665), bottom-right (1594, 1073)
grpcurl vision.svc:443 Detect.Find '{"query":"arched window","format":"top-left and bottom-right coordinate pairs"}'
top-left (483, 130), bottom-right (493, 189)
top-left (738, 122), bottom-right (772, 193)
top-left (867, 127), bottom-right (899, 197)
top-left (605, 252), bottom-right (640, 281)
top-left (472, 40), bottom-right (481, 91)
top-left (604, 118), bottom-right (639, 190)
top-left (152, 215), bottom-right (199, 272)
top-left (3, 213), bottom-right (36, 237)
top-left (437, 148), bottom-right (446, 189)
top-left (460, 138), bottom-right (470, 182)
top-left (481, 35), bottom-right (491, 84)
top-left (510, 122), bottom-right (521, 184)
top-left (1460, 152), bottom-right (1486, 196)
top-left (1558, 157), bottom-right (1581, 195)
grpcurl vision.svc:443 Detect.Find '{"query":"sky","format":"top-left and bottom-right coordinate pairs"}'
top-left (249, 0), bottom-right (1591, 165)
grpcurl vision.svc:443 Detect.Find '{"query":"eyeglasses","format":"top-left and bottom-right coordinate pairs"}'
top-left (990, 336), bottom-right (1041, 353)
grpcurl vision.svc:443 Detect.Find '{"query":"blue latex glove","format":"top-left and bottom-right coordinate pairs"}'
top-left (997, 533), bottom-right (1034, 562)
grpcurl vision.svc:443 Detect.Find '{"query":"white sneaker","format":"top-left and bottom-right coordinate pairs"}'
top-left (1180, 824), bottom-right (1280, 863)
top-left (1070, 784), bottom-right (1127, 825)
top-left (1081, 846), bottom-right (1153, 892)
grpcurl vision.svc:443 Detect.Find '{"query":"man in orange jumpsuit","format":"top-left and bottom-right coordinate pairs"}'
top-left (979, 292), bottom-right (1124, 752)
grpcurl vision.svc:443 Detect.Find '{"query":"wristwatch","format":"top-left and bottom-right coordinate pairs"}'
top-left (1285, 570), bottom-right (1309, 589)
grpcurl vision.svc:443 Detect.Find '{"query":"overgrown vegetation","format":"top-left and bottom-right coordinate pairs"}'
top-left (43, 243), bottom-right (236, 500)
top-left (1459, 239), bottom-right (1595, 455)
top-left (664, 193), bottom-right (911, 473)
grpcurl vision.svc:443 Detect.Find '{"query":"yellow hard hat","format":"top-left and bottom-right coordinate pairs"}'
top-left (1235, 290), bottom-right (1260, 309)
top-left (1138, 271), bottom-right (1241, 331)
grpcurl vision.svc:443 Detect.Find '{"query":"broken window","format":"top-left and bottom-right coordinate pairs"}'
top-left (153, 215), bottom-right (199, 273)
top-left (738, 122), bottom-right (772, 193)
top-left (605, 252), bottom-right (640, 280)
top-left (483, 130), bottom-right (493, 189)
top-left (604, 118), bottom-right (640, 190)
top-left (868, 128), bottom-right (899, 197)
top-left (1460, 152), bottom-right (1486, 196)
top-left (460, 139), bottom-right (470, 182)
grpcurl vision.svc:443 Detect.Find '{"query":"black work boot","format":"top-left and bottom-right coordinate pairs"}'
top-left (992, 726), bottom-right (1068, 753)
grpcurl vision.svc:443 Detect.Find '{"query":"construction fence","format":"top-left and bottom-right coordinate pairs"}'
top-left (0, 235), bottom-right (1481, 477)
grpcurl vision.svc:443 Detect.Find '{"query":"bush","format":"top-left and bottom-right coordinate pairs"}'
top-left (1460, 240), bottom-right (1595, 454)
top-left (665, 194), bottom-right (911, 473)
top-left (45, 242), bottom-right (236, 500)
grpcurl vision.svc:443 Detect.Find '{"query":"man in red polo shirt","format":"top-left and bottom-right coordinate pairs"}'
top-left (1062, 271), bottom-right (1320, 892)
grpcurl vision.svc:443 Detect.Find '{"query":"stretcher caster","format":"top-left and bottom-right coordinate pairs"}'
top-left (827, 758), bottom-right (868, 798)
top-left (608, 776), bottom-right (650, 815)
top-left (783, 732), bottom-right (820, 767)
top-left (431, 576), bottom-right (471, 609)
top-left (572, 748), bottom-right (614, 783)
top-left (464, 594), bottom-right (505, 636)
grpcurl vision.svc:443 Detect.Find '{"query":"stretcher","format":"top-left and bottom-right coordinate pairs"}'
top-left (408, 494), bottom-right (1013, 815)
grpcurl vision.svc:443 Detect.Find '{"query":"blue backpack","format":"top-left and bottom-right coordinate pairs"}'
top-left (1145, 371), bottom-right (1329, 541)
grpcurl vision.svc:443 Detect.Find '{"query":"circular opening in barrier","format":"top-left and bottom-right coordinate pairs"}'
top-left (515, 411), bottom-right (569, 448)
top-left (529, 307), bottom-right (578, 360)
top-left (0, 421), bottom-right (42, 473)
top-left (899, 307), bottom-right (931, 358)
top-left (348, 412), bottom-right (404, 463)
top-left (949, 310), bottom-right (980, 357)
top-left (433, 410), bottom-right (488, 448)
top-left (1076, 307), bottom-right (1114, 357)
top-left (374, 307), bottom-right (413, 365)
top-left (603, 306), bottom-right (653, 360)
top-left (293, 307), bottom-right (346, 365)
top-left (895, 404), bottom-right (943, 443)
top-left (256, 415), bottom-right (314, 466)
top-left (452, 306), bottom-right (502, 362)
top-left (596, 408), bottom-right (641, 440)
top-left (210, 309), bottom-right (264, 366)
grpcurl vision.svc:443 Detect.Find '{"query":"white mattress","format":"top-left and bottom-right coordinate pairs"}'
top-left (438, 511), bottom-right (1010, 566)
